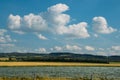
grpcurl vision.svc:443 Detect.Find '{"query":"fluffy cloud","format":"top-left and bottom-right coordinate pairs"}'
top-left (51, 46), bottom-right (62, 51)
top-left (35, 33), bottom-right (48, 40)
top-left (0, 29), bottom-right (16, 52)
top-left (23, 13), bottom-right (47, 31)
top-left (64, 22), bottom-right (90, 38)
top-left (8, 14), bottom-right (21, 30)
top-left (46, 3), bottom-right (70, 26)
top-left (92, 16), bottom-right (117, 34)
top-left (0, 29), bottom-right (7, 36)
top-left (41, 3), bottom-right (70, 33)
top-left (65, 44), bottom-right (82, 51)
top-left (0, 43), bottom-right (15, 47)
top-left (48, 3), bottom-right (69, 13)
top-left (51, 44), bottom-right (82, 52)
top-left (96, 51), bottom-right (107, 56)
top-left (43, 3), bottom-right (89, 38)
top-left (0, 29), bottom-right (16, 43)
top-left (93, 34), bottom-right (98, 37)
top-left (111, 46), bottom-right (120, 51)
top-left (35, 48), bottom-right (46, 53)
top-left (8, 13), bottom-right (47, 33)
top-left (85, 46), bottom-right (95, 51)
top-left (8, 3), bottom-right (90, 39)
top-left (8, 3), bottom-right (70, 34)
top-left (8, 4), bottom-right (117, 39)
top-left (98, 48), bottom-right (104, 51)
top-left (13, 31), bottom-right (25, 34)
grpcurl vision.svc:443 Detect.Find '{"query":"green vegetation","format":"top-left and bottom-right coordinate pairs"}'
top-left (0, 52), bottom-right (114, 63)
top-left (0, 52), bottom-right (120, 64)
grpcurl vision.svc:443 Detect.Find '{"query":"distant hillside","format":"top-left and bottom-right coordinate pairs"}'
top-left (109, 56), bottom-right (120, 62)
top-left (0, 52), bottom-right (120, 63)
top-left (0, 52), bottom-right (46, 57)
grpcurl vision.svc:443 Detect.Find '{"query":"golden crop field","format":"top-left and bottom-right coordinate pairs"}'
top-left (0, 76), bottom-right (112, 80)
top-left (0, 62), bottom-right (120, 67)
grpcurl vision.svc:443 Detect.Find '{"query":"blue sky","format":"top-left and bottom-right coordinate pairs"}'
top-left (0, 0), bottom-right (120, 55)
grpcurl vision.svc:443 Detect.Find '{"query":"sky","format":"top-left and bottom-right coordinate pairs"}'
top-left (0, 0), bottom-right (120, 55)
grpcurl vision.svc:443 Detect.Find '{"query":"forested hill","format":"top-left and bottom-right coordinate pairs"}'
top-left (0, 52), bottom-right (120, 63)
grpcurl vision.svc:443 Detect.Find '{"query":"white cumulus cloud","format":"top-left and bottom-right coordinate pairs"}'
top-left (0, 43), bottom-right (15, 47)
top-left (48, 3), bottom-right (69, 14)
top-left (65, 44), bottom-right (82, 51)
top-left (8, 13), bottom-right (47, 33)
top-left (8, 3), bottom-right (90, 39)
top-left (85, 46), bottom-right (95, 51)
top-left (0, 29), bottom-right (7, 36)
top-left (64, 22), bottom-right (90, 38)
top-left (35, 33), bottom-right (48, 40)
top-left (35, 48), bottom-right (46, 53)
top-left (111, 46), bottom-right (120, 51)
top-left (93, 34), bottom-right (98, 37)
top-left (23, 13), bottom-right (47, 31)
top-left (92, 16), bottom-right (117, 34)
top-left (8, 14), bottom-right (21, 30)
top-left (41, 3), bottom-right (70, 33)
top-left (51, 44), bottom-right (82, 52)
top-left (0, 29), bottom-right (16, 43)
top-left (51, 46), bottom-right (63, 51)
top-left (98, 48), bottom-right (104, 51)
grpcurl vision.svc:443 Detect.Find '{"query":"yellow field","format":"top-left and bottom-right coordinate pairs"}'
top-left (0, 62), bottom-right (120, 67)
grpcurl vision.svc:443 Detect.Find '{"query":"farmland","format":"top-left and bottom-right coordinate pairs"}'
top-left (0, 76), bottom-right (116, 80)
top-left (0, 62), bottom-right (120, 67)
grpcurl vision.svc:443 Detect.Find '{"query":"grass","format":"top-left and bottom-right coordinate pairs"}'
top-left (0, 62), bottom-right (120, 67)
